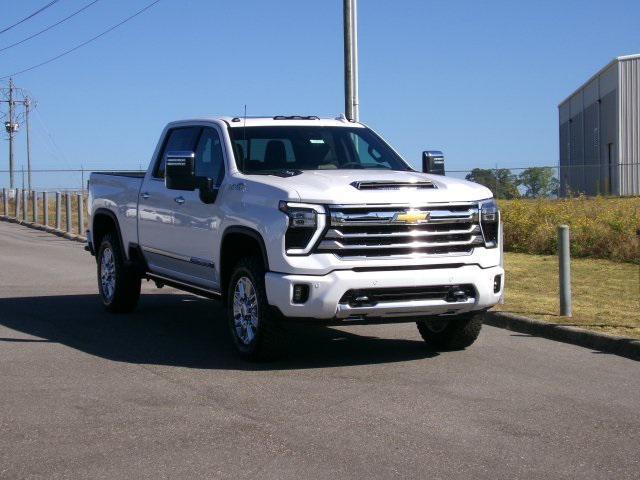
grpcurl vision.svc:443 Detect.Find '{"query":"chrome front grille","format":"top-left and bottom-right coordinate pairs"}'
top-left (316, 203), bottom-right (483, 258)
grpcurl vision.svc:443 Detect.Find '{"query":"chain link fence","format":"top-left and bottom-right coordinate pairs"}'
top-left (2, 163), bottom-right (638, 199)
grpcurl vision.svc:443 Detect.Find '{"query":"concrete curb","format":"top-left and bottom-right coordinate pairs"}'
top-left (0, 216), bottom-right (86, 243)
top-left (486, 311), bottom-right (640, 361)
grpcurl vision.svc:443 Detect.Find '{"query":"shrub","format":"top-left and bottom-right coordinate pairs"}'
top-left (499, 196), bottom-right (640, 264)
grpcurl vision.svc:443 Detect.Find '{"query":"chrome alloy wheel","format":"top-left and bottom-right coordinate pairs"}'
top-left (100, 247), bottom-right (116, 303)
top-left (233, 276), bottom-right (259, 345)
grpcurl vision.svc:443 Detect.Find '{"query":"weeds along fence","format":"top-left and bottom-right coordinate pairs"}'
top-left (499, 196), bottom-right (640, 264)
top-left (1, 188), bottom-right (88, 240)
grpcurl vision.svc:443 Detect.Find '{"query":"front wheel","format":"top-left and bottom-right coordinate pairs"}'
top-left (226, 257), bottom-right (285, 361)
top-left (97, 232), bottom-right (141, 313)
top-left (416, 312), bottom-right (484, 350)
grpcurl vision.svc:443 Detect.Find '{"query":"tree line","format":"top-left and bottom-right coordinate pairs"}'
top-left (465, 166), bottom-right (559, 199)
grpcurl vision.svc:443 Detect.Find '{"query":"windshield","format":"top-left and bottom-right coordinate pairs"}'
top-left (228, 126), bottom-right (412, 174)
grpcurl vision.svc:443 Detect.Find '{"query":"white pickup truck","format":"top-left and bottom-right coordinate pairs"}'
top-left (87, 116), bottom-right (503, 359)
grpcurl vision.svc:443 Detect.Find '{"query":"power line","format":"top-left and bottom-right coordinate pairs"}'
top-left (0, 0), bottom-right (62, 35)
top-left (0, 1), bottom-right (101, 54)
top-left (0, 0), bottom-right (162, 80)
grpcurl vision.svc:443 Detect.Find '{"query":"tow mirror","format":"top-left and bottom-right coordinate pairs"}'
top-left (165, 151), bottom-right (196, 191)
top-left (422, 151), bottom-right (445, 175)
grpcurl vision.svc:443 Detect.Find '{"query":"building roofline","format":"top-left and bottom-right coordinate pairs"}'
top-left (558, 53), bottom-right (640, 108)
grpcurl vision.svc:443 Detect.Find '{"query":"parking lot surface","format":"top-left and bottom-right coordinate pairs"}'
top-left (1, 222), bottom-right (638, 479)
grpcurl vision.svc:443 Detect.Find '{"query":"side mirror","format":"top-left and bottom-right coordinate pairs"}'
top-left (422, 151), bottom-right (445, 175)
top-left (165, 151), bottom-right (196, 191)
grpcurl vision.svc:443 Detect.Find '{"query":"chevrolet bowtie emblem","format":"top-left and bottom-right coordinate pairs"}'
top-left (394, 211), bottom-right (430, 224)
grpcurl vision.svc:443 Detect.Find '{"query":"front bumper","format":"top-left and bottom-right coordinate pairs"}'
top-left (265, 265), bottom-right (504, 321)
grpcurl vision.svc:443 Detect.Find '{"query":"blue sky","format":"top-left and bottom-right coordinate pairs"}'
top-left (1, 0), bottom-right (639, 189)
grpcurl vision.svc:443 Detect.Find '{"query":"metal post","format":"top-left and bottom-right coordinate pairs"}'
top-left (499, 221), bottom-right (504, 304)
top-left (8, 78), bottom-right (15, 189)
top-left (65, 192), bottom-right (72, 233)
top-left (15, 188), bottom-right (20, 218)
top-left (55, 192), bottom-right (61, 230)
top-left (77, 193), bottom-right (84, 235)
top-left (22, 189), bottom-right (28, 221)
top-left (32, 191), bottom-right (37, 223)
top-left (2, 188), bottom-right (7, 217)
top-left (25, 98), bottom-right (32, 191)
top-left (558, 225), bottom-right (572, 317)
top-left (43, 191), bottom-right (49, 226)
top-left (343, 0), bottom-right (359, 122)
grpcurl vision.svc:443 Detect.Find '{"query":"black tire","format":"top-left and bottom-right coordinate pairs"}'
top-left (226, 256), bottom-right (285, 361)
top-left (97, 232), bottom-right (141, 313)
top-left (416, 312), bottom-right (484, 350)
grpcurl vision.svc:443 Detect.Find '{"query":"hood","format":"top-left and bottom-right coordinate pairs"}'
top-left (246, 170), bottom-right (492, 204)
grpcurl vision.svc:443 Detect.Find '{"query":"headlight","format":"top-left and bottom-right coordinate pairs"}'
top-left (479, 198), bottom-right (500, 248)
top-left (278, 201), bottom-right (325, 254)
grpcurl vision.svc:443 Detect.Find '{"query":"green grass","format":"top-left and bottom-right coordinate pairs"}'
top-left (497, 252), bottom-right (640, 339)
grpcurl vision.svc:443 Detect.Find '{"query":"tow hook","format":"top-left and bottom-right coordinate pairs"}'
top-left (445, 286), bottom-right (468, 303)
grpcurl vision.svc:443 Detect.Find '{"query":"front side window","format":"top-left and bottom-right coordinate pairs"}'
top-left (154, 127), bottom-right (201, 178)
top-left (195, 127), bottom-right (225, 185)
top-left (228, 126), bottom-right (411, 174)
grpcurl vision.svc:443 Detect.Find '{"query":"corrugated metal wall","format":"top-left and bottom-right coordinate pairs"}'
top-left (600, 65), bottom-right (618, 195)
top-left (558, 60), bottom-right (623, 196)
top-left (618, 57), bottom-right (640, 196)
top-left (559, 103), bottom-right (570, 196)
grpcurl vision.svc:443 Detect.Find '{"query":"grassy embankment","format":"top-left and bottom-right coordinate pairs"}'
top-left (498, 196), bottom-right (640, 338)
top-left (499, 196), bottom-right (640, 263)
top-left (497, 252), bottom-right (640, 339)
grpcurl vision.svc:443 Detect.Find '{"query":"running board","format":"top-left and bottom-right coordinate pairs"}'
top-left (145, 273), bottom-right (222, 300)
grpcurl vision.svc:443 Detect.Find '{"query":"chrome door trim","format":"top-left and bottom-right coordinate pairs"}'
top-left (142, 246), bottom-right (215, 269)
top-left (142, 245), bottom-right (191, 262)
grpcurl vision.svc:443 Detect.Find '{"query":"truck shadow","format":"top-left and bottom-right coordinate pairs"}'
top-left (0, 293), bottom-right (438, 370)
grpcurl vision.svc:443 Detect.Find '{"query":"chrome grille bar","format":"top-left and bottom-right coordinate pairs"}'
top-left (317, 203), bottom-right (481, 259)
top-left (324, 225), bottom-right (481, 239)
top-left (318, 237), bottom-right (483, 250)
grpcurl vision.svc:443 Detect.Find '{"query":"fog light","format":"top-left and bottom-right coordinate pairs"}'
top-left (493, 275), bottom-right (502, 293)
top-left (292, 284), bottom-right (309, 304)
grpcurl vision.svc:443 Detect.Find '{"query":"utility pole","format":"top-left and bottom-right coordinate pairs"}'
top-left (1, 78), bottom-right (34, 190)
top-left (343, 0), bottom-right (359, 122)
top-left (25, 97), bottom-right (32, 191)
top-left (8, 78), bottom-right (15, 189)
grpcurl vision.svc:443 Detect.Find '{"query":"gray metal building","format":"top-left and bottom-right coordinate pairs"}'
top-left (558, 54), bottom-right (640, 196)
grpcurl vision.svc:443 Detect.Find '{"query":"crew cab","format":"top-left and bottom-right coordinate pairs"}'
top-left (87, 116), bottom-right (503, 359)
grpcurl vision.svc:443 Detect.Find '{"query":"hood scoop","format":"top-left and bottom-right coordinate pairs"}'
top-left (350, 180), bottom-right (436, 190)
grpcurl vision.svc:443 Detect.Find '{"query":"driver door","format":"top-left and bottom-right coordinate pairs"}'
top-left (170, 126), bottom-right (226, 291)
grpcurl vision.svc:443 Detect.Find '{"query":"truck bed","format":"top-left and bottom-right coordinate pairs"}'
top-left (89, 172), bottom-right (145, 253)
top-left (93, 171), bottom-right (146, 178)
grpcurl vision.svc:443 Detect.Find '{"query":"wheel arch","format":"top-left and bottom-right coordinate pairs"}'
top-left (220, 226), bottom-right (269, 302)
top-left (92, 209), bottom-right (125, 259)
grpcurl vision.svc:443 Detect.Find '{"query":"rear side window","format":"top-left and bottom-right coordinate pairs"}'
top-left (195, 127), bottom-right (225, 186)
top-left (154, 127), bottom-right (201, 178)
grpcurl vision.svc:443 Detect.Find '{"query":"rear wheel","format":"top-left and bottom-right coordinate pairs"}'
top-left (226, 257), bottom-right (285, 361)
top-left (97, 232), bottom-right (141, 313)
top-left (416, 312), bottom-right (484, 350)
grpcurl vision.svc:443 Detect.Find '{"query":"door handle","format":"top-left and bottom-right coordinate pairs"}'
top-left (174, 196), bottom-right (185, 205)
top-left (140, 192), bottom-right (150, 200)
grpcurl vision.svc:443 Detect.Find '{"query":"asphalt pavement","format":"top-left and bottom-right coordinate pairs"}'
top-left (1, 221), bottom-right (638, 480)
